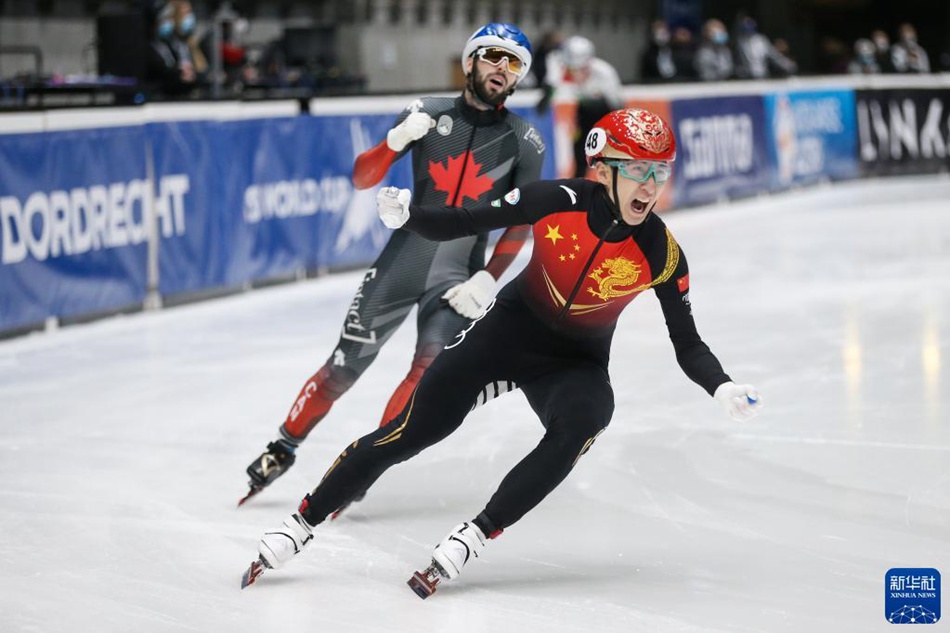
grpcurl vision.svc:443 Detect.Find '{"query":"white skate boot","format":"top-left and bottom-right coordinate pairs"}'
top-left (259, 512), bottom-right (314, 568)
top-left (241, 513), bottom-right (314, 588)
top-left (408, 522), bottom-right (487, 599)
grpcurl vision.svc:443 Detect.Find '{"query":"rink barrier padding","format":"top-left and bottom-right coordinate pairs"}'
top-left (762, 88), bottom-right (859, 190)
top-left (0, 124), bottom-right (151, 329)
top-left (0, 79), bottom-right (946, 335)
top-left (669, 94), bottom-right (773, 208)
top-left (855, 88), bottom-right (950, 177)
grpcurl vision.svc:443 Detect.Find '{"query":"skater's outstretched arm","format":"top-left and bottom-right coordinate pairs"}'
top-left (377, 179), bottom-right (592, 240)
top-left (650, 235), bottom-right (761, 418)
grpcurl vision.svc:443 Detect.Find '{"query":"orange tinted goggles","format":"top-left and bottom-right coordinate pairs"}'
top-left (477, 47), bottom-right (527, 76)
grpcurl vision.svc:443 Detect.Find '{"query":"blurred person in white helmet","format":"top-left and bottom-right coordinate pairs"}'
top-left (540, 35), bottom-right (623, 177)
top-left (239, 23), bottom-right (546, 510)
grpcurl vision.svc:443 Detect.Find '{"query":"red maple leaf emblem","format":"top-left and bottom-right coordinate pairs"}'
top-left (428, 153), bottom-right (495, 206)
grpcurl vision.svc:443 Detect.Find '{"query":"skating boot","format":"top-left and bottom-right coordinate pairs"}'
top-left (239, 440), bottom-right (297, 505)
top-left (408, 522), bottom-right (486, 599)
top-left (241, 512), bottom-right (314, 588)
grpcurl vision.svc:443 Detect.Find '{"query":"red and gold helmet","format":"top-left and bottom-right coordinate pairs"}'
top-left (584, 108), bottom-right (676, 165)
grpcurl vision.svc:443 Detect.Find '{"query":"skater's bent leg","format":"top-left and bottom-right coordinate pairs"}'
top-left (281, 286), bottom-right (416, 441)
top-left (281, 363), bottom-right (357, 442)
top-left (298, 365), bottom-right (478, 526)
top-left (378, 344), bottom-right (438, 427)
top-left (378, 295), bottom-right (469, 427)
top-left (476, 366), bottom-right (614, 535)
top-left (300, 292), bottom-right (509, 525)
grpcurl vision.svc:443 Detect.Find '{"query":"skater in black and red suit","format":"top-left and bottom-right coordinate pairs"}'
top-left (242, 108), bottom-right (763, 594)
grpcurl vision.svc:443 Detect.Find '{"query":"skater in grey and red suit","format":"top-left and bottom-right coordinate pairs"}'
top-left (240, 23), bottom-right (546, 505)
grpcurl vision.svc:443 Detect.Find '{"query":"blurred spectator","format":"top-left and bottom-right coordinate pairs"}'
top-left (871, 30), bottom-right (897, 73)
top-left (770, 39), bottom-right (797, 77)
top-left (256, 37), bottom-right (291, 88)
top-left (145, 1), bottom-right (198, 97)
top-left (733, 15), bottom-right (796, 79)
top-left (543, 35), bottom-right (623, 177)
top-left (249, 27), bottom-right (363, 95)
top-left (818, 37), bottom-right (850, 74)
top-left (670, 27), bottom-right (698, 81)
top-left (200, 11), bottom-right (254, 93)
top-left (171, 1), bottom-right (207, 83)
top-left (848, 38), bottom-right (880, 74)
top-left (695, 19), bottom-right (733, 81)
top-left (640, 20), bottom-right (676, 82)
top-left (529, 30), bottom-right (564, 90)
top-left (891, 23), bottom-right (930, 73)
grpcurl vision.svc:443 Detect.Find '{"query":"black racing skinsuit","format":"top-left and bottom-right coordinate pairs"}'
top-left (298, 178), bottom-right (732, 538)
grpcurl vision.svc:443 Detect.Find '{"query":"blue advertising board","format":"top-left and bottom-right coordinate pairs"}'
top-left (148, 114), bottom-right (411, 297)
top-left (670, 95), bottom-right (771, 207)
top-left (147, 119), bottom-right (226, 296)
top-left (302, 113), bottom-right (411, 273)
top-left (0, 102), bottom-right (556, 334)
top-left (0, 126), bottom-right (149, 330)
top-left (764, 89), bottom-right (858, 189)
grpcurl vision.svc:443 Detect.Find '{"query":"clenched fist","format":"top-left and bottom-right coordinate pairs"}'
top-left (376, 187), bottom-right (412, 229)
top-left (386, 112), bottom-right (434, 152)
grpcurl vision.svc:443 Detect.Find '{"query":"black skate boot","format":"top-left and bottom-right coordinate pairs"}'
top-left (238, 440), bottom-right (297, 506)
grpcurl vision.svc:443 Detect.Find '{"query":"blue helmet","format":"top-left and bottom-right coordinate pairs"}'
top-left (461, 23), bottom-right (533, 82)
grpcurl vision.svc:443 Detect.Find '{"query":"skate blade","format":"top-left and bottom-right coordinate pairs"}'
top-left (241, 557), bottom-right (268, 589)
top-left (329, 502), bottom-right (352, 521)
top-left (407, 565), bottom-right (443, 599)
top-left (237, 485), bottom-right (264, 507)
top-left (330, 491), bottom-right (367, 520)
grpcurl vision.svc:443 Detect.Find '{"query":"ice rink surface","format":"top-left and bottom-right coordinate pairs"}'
top-left (1, 175), bottom-right (948, 632)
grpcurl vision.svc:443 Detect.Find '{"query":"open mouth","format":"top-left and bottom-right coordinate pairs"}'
top-left (630, 199), bottom-right (649, 213)
top-left (488, 76), bottom-right (506, 90)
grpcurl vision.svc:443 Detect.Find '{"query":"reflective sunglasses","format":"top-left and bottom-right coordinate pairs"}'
top-left (477, 46), bottom-right (527, 76)
top-left (603, 159), bottom-right (673, 184)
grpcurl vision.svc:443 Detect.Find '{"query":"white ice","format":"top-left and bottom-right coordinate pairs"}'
top-left (1, 175), bottom-right (949, 633)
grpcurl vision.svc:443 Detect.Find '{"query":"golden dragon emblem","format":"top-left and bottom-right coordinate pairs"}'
top-left (587, 257), bottom-right (643, 301)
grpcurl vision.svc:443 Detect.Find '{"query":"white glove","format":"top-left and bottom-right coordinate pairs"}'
top-left (376, 187), bottom-right (411, 229)
top-left (386, 112), bottom-right (434, 152)
top-left (442, 270), bottom-right (498, 319)
top-left (713, 381), bottom-right (762, 421)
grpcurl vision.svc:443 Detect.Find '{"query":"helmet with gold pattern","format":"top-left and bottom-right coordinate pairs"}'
top-left (584, 108), bottom-right (676, 165)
